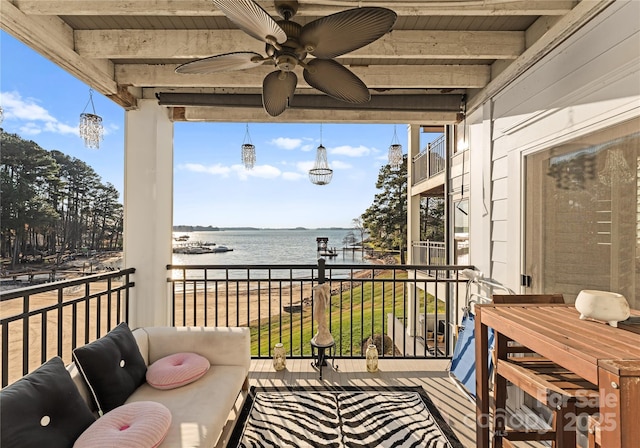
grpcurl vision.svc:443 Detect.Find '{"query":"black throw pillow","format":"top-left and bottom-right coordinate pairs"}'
top-left (0, 356), bottom-right (96, 448)
top-left (72, 322), bottom-right (147, 414)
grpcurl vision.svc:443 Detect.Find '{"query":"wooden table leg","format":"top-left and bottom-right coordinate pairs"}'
top-left (475, 307), bottom-right (490, 448)
top-left (492, 332), bottom-right (508, 448)
top-left (598, 360), bottom-right (640, 448)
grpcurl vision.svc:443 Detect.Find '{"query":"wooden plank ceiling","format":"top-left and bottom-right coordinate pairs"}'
top-left (1, 0), bottom-right (607, 123)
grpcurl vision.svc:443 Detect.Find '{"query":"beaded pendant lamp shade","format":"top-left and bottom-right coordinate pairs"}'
top-left (241, 123), bottom-right (256, 170)
top-left (388, 125), bottom-right (403, 170)
top-left (309, 124), bottom-right (333, 185)
top-left (79, 89), bottom-right (104, 149)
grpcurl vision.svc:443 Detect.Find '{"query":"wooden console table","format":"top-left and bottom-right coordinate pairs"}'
top-left (474, 303), bottom-right (640, 448)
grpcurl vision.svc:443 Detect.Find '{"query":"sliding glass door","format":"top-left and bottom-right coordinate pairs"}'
top-left (524, 119), bottom-right (639, 309)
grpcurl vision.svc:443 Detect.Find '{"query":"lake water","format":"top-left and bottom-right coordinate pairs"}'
top-left (171, 228), bottom-right (367, 268)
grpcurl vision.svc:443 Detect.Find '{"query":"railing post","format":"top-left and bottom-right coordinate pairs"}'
top-left (317, 258), bottom-right (326, 284)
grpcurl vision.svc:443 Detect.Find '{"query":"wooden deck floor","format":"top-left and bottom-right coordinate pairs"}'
top-left (217, 358), bottom-right (478, 447)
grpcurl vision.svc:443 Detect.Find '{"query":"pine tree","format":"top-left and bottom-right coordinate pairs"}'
top-left (361, 155), bottom-right (407, 262)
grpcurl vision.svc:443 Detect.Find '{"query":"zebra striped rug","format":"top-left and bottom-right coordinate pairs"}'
top-left (228, 386), bottom-right (464, 448)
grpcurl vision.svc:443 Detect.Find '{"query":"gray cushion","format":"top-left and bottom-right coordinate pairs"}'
top-left (72, 322), bottom-right (147, 414)
top-left (0, 357), bottom-right (95, 448)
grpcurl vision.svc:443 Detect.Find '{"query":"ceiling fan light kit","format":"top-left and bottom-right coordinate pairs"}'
top-left (176, 0), bottom-right (397, 117)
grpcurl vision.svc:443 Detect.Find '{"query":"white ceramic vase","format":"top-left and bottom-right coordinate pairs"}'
top-left (575, 290), bottom-right (630, 327)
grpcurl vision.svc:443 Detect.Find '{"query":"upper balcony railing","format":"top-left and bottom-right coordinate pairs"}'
top-left (1, 263), bottom-right (473, 386)
top-left (412, 134), bottom-right (446, 185)
top-left (412, 241), bottom-right (446, 266)
top-left (0, 268), bottom-right (135, 387)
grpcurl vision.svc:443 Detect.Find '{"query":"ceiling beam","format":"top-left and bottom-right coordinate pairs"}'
top-left (75, 29), bottom-right (524, 60)
top-left (157, 92), bottom-right (464, 112)
top-left (1, 1), bottom-right (115, 96)
top-left (0, 0), bottom-right (138, 107)
top-left (116, 64), bottom-right (490, 89)
top-left (172, 106), bottom-right (460, 124)
top-left (13, 1), bottom-right (577, 17)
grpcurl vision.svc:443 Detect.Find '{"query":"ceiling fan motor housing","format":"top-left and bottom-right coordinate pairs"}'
top-left (275, 0), bottom-right (299, 20)
top-left (266, 20), bottom-right (307, 71)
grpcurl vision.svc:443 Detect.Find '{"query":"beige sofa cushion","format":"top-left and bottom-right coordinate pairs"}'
top-left (137, 326), bottom-right (251, 370)
top-left (125, 365), bottom-right (246, 448)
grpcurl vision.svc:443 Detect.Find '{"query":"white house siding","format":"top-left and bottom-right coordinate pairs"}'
top-left (470, 0), bottom-right (640, 293)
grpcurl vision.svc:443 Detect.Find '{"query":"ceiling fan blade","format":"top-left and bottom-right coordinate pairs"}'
top-left (175, 52), bottom-right (264, 74)
top-left (300, 7), bottom-right (397, 59)
top-left (262, 70), bottom-right (297, 117)
top-left (303, 59), bottom-right (370, 104)
top-left (212, 0), bottom-right (287, 46)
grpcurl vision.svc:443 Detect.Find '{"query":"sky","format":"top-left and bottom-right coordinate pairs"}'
top-left (1, 31), bottom-right (431, 229)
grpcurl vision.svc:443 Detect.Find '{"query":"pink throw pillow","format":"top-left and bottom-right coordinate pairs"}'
top-left (146, 352), bottom-right (210, 390)
top-left (74, 401), bottom-right (171, 448)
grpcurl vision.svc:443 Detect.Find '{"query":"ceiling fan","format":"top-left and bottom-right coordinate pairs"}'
top-left (175, 0), bottom-right (397, 117)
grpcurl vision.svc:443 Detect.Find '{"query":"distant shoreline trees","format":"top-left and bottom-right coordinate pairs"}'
top-left (1, 130), bottom-right (123, 268)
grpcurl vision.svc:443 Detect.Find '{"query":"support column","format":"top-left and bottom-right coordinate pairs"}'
top-left (406, 124), bottom-right (421, 336)
top-left (123, 100), bottom-right (173, 328)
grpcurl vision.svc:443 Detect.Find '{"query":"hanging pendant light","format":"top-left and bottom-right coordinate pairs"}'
top-left (79, 89), bottom-right (104, 149)
top-left (241, 123), bottom-right (256, 170)
top-left (309, 124), bottom-right (333, 185)
top-left (388, 125), bottom-right (403, 170)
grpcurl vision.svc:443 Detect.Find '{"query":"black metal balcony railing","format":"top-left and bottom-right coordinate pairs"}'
top-left (412, 134), bottom-right (446, 184)
top-left (167, 261), bottom-right (472, 360)
top-left (0, 268), bottom-right (135, 387)
top-left (1, 263), bottom-right (473, 386)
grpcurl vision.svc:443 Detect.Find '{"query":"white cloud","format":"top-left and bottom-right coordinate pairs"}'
top-left (233, 164), bottom-right (281, 180)
top-left (1, 90), bottom-right (82, 136)
top-left (297, 160), bottom-right (316, 172)
top-left (18, 123), bottom-right (44, 135)
top-left (44, 121), bottom-right (78, 135)
top-left (282, 171), bottom-right (305, 181)
top-left (180, 162), bottom-right (285, 181)
top-left (181, 163), bottom-right (231, 177)
top-left (2, 91), bottom-right (56, 122)
top-left (300, 143), bottom-right (315, 152)
top-left (331, 160), bottom-right (352, 170)
top-left (330, 145), bottom-right (372, 157)
top-left (270, 137), bottom-right (302, 150)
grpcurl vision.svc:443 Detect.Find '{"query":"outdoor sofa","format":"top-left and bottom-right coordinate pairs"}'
top-left (0, 324), bottom-right (251, 448)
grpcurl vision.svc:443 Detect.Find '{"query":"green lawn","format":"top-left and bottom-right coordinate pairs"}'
top-left (249, 271), bottom-right (445, 357)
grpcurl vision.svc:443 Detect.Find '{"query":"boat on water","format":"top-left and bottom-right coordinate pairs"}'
top-left (173, 241), bottom-right (214, 254)
top-left (173, 234), bottom-right (190, 242)
top-left (173, 243), bottom-right (233, 254)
